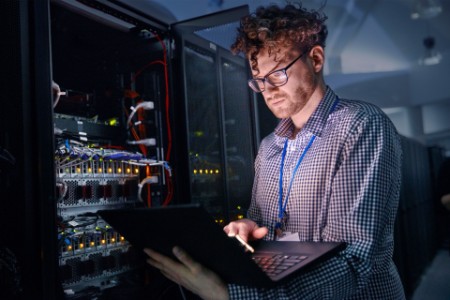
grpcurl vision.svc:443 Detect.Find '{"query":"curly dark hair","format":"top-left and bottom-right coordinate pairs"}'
top-left (231, 2), bottom-right (328, 73)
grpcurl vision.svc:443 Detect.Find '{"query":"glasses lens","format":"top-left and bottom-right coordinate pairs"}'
top-left (266, 70), bottom-right (288, 86)
top-left (248, 79), bottom-right (264, 93)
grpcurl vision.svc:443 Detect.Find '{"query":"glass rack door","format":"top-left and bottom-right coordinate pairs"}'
top-left (184, 42), bottom-right (225, 217)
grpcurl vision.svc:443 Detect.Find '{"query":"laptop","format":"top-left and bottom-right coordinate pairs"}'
top-left (98, 204), bottom-right (345, 287)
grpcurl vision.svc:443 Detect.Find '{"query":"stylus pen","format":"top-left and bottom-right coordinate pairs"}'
top-left (234, 234), bottom-right (255, 253)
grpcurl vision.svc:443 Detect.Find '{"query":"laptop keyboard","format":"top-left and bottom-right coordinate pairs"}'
top-left (252, 254), bottom-right (308, 278)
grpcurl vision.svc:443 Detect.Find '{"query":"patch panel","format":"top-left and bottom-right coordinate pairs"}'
top-left (57, 160), bottom-right (141, 179)
top-left (57, 178), bottom-right (140, 207)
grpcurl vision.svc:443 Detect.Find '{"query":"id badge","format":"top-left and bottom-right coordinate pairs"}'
top-left (276, 232), bottom-right (300, 241)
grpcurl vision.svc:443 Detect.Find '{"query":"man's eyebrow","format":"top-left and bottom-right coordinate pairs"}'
top-left (252, 59), bottom-right (285, 78)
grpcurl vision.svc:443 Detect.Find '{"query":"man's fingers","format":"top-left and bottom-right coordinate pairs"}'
top-left (224, 220), bottom-right (269, 242)
top-left (144, 248), bottom-right (178, 270)
top-left (224, 222), bottom-right (250, 240)
top-left (144, 248), bottom-right (169, 271)
top-left (223, 223), bottom-right (235, 236)
top-left (144, 248), bottom-right (189, 283)
top-left (252, 226), bottom-right (269, 239)
top-left (143, 247), bottom-right (228, 299)
top-left (144, 248), bottom-right (164, 262)
top-left (144, 247), bottom-right (199, 276)
top-left (172, 247), bottom-right (203, 274)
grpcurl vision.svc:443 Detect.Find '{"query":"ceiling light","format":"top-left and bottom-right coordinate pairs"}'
top-left (419, 52), bottom-right (442, 66)
top-left (411, 0), bottom-right (443, 19)
top-left (418, 36), bottom-right (442, 66)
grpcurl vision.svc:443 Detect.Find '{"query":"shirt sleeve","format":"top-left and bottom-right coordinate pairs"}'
top-left (245, 136), bottom-right (267, 226)
top-left (228, 112), bottom-right (402, 299)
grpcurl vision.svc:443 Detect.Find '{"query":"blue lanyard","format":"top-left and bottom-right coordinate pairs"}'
top-left (277, 135), bottom-right (315, 227)
top-left (276, 97), bottom-right (339, 232)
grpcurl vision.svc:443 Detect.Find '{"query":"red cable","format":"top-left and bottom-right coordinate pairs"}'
top-left (128, 33), bottom-right (173, 205)
top-left (162, 168), bottom-right (173, 206)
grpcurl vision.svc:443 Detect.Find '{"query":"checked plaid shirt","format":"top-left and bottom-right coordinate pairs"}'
top-left (228, 87), bottom-right (405, 299)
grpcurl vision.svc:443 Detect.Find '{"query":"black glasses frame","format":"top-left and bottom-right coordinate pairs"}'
top-left (247, 51), bottom-right (307, 93)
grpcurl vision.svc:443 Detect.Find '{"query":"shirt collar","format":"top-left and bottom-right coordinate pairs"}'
top-left (274, 86), bottom-right (337, 138)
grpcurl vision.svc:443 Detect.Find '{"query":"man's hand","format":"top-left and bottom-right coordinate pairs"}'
top-left (223, 218), bottom-right (268, 242)
top-left (144, 247), bottom-right (229, 300)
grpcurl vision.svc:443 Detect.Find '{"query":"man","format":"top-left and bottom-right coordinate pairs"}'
top-left (144, 3), bottom-right (405, 299)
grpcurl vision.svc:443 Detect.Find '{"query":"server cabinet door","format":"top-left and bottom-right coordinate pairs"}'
top-left (219, 52), bottom-right (256, 221)
top-left (172, 6), bottom-right (256, 222)
top-left (182, 41), bottom-right (225, 217)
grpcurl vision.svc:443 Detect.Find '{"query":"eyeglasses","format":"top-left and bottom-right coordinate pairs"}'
top-left (248, 51), bottom-right (307, 93)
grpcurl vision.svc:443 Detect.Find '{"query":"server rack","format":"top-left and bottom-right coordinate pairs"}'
top-left (51, 2), bottom-right (174, 297)
top-left (1, 1), bottom-right (253, 299)
top-left (393, 137), bottom-right (443, 297)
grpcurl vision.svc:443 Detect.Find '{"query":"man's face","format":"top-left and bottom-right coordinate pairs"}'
top-left (251, 47), bottom-right (317, 119)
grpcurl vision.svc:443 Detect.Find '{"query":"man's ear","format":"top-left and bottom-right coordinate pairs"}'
top-left (308, 45), bottom-right (325, 73)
